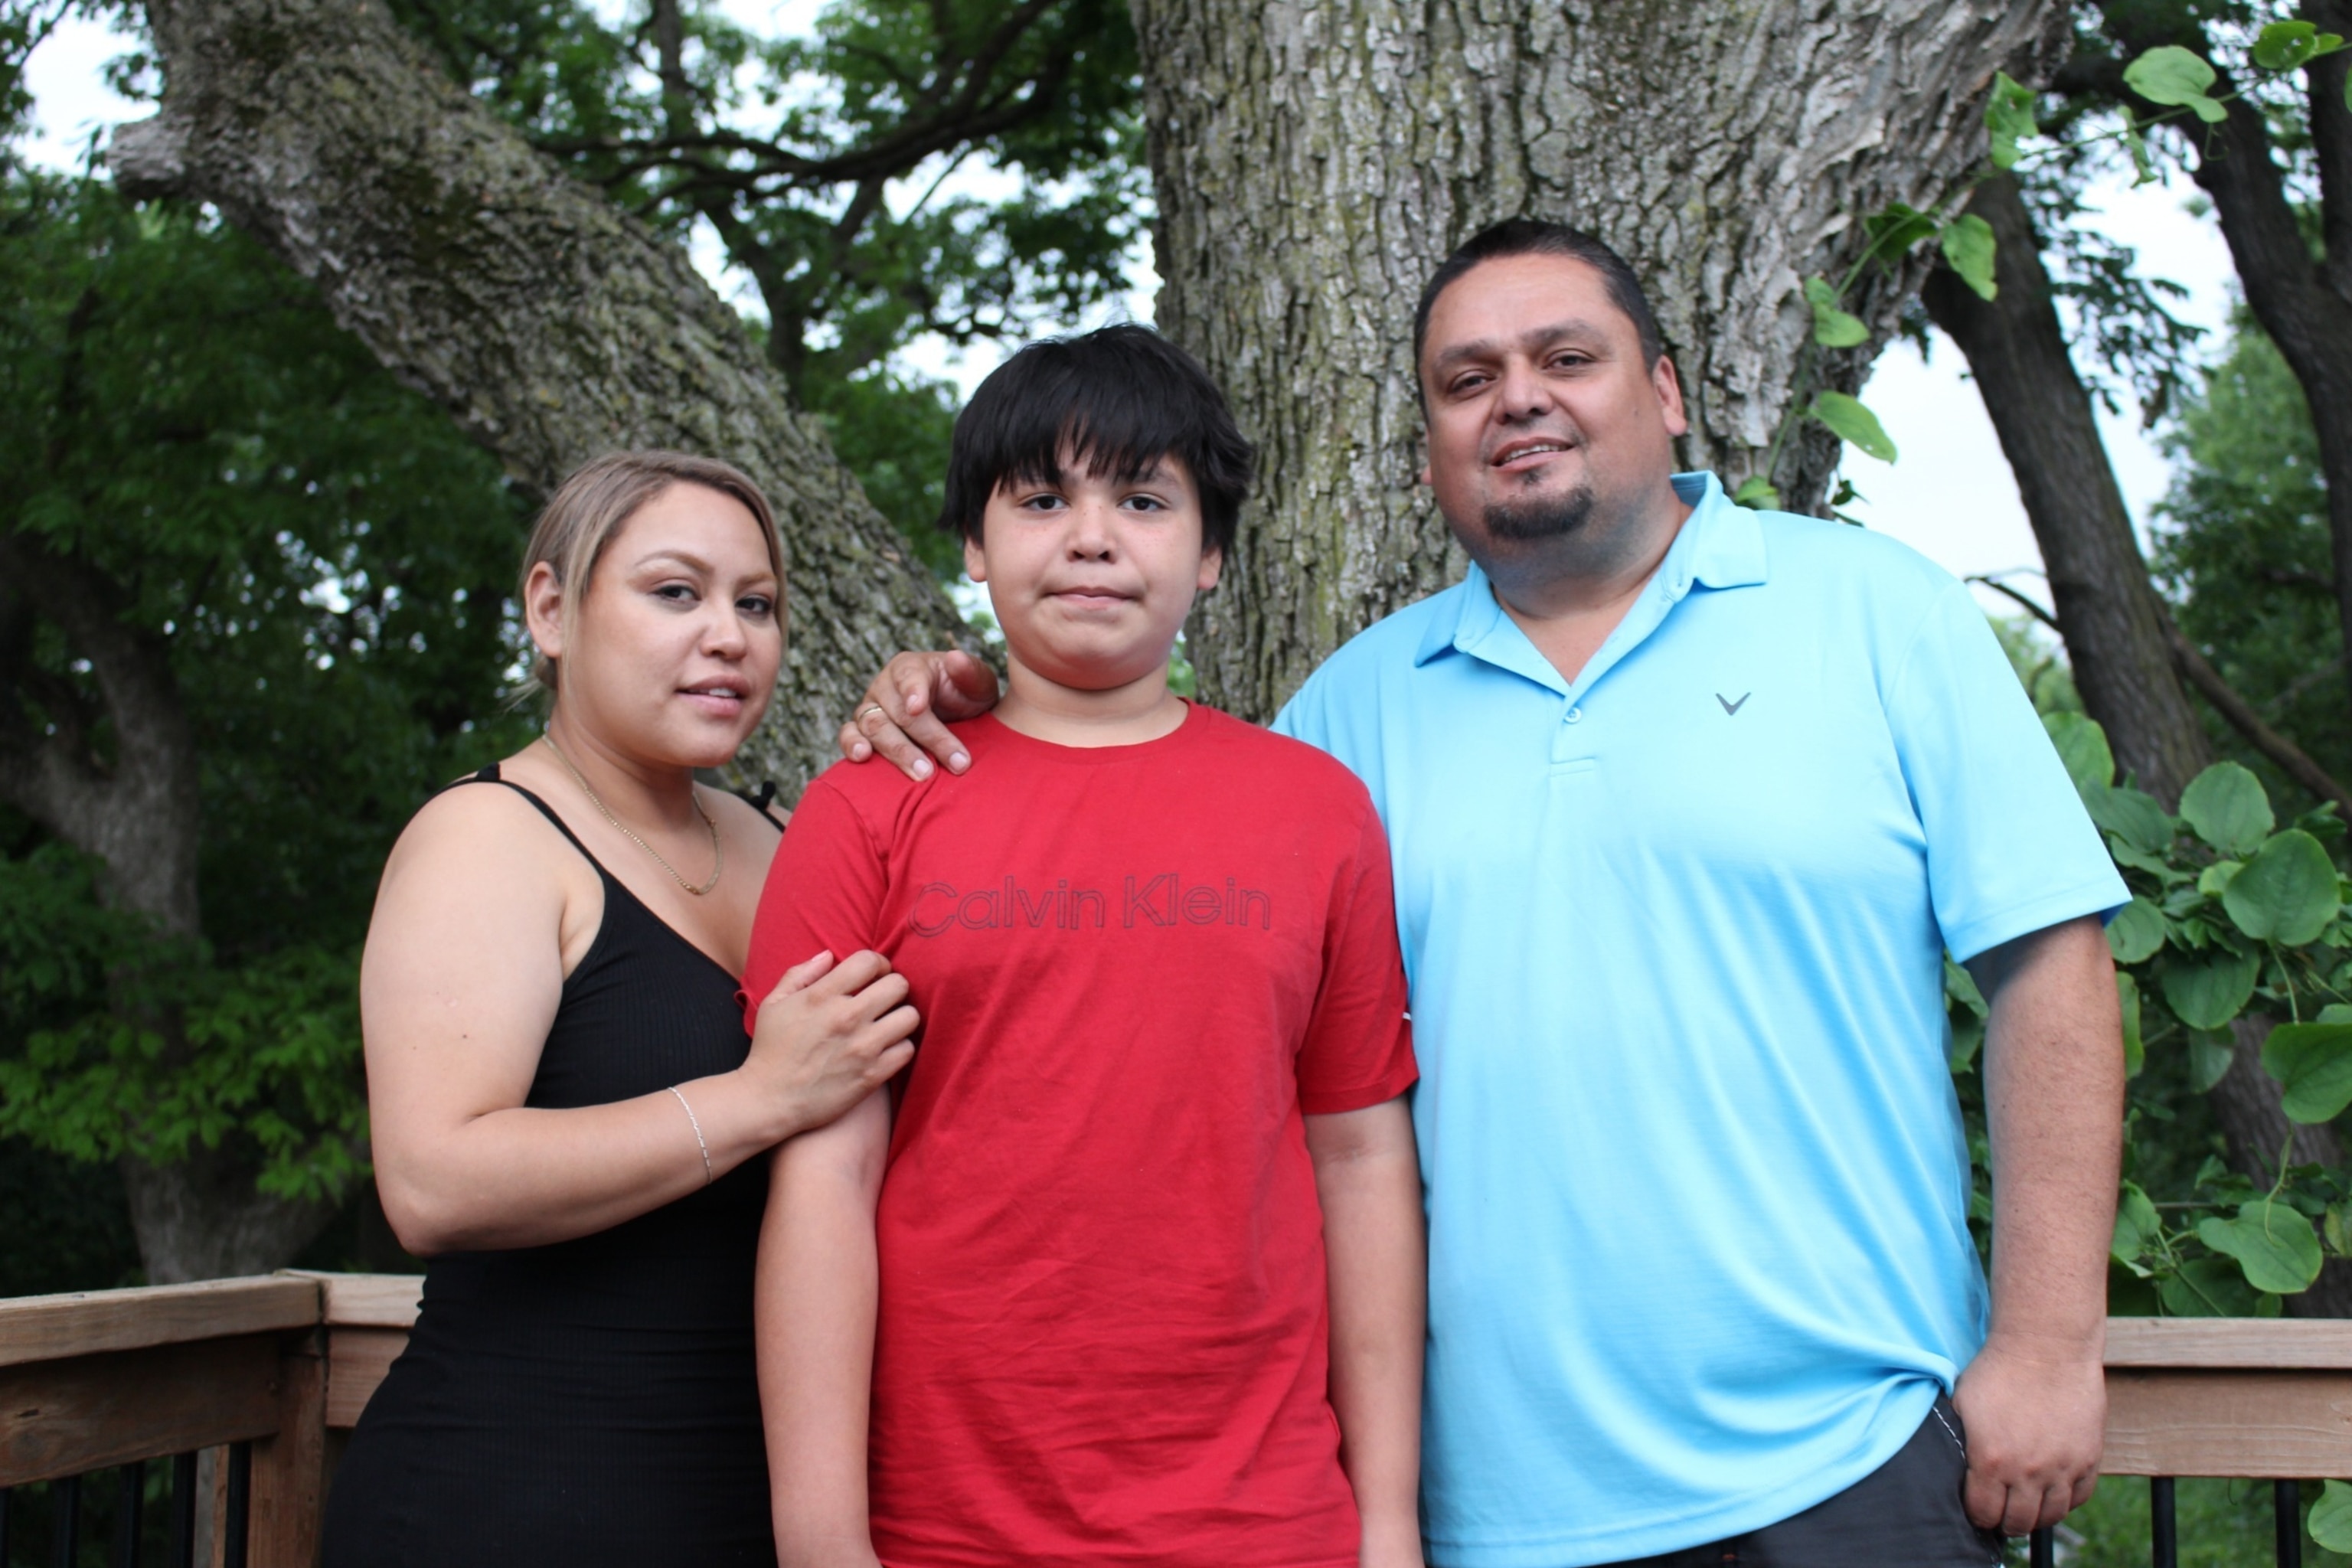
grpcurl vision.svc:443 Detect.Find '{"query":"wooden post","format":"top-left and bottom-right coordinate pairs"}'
top-left (248, 1328), bottom-right (327, 1566)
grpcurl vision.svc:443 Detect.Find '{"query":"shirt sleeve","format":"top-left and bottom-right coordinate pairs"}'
top-left (1886, 580), bottom-right (2128, 964)
top-left (1295, 789), bottom-right (1419, 1114)
top-left (739, 776), bottom-right (890, 1034)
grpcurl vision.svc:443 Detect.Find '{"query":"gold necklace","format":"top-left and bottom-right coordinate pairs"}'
top-left (539, 733), bottom-right (722, 896)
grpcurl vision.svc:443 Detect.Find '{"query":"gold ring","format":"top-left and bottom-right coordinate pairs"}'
top-left (858, 704), bottom-right (886, 723)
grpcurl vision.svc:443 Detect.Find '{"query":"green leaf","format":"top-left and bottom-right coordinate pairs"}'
top-left (1939, 214), bottom-right (1998, 301)
top-left (2260, 1022), bottom-right (2352, 1122)
top-left (1803, 277), bottom-right (1870, 348)
top-left (2043, 712), bottom-right (2115, 792)
top-left (2125, 44), bottom-right (2228, 122)
top-left (2086, 782), bottom-right (2174, 856)
top-left (2112, 1180), bottom-right (2161, 1263)
top-left (1808, 391), bottom-right (1898, 463)
top-left (1862, 201), bottom-right (1941, 262)
top-left (2199, 1200), bottom-right (2324, 1293)
top-left (2180, 761), bottom-right (2275, 856)
top-left (2122, 110), bottom-right (2159, 186)
top-left (2107, 897), bottom-right (2167, 964)
top-left (2252, 20), bottom-right (2321, 71)
top-left (2190, 1029), bottom-right (2239, 1091)
top-left (2119, 971), bottom-right (2144, 1076)
top-left (1731, 475), bottom-right (1781, 511)
top-left (1985, 70), bottom-right (2038, 168)
top-left (2164, 949), bottom-right (2261, 1031)
top-left (2310, 1480), bottom-right (2352, 1552)
top-left (2223, 830), bottom-right (2343, 945)
top-left (2198, 861), bottom-right (2244, 898)
top-left (2160, 1253), bottom-right (2262, 1315)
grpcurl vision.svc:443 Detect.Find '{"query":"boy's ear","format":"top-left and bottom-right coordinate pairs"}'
top-left (962, 532), bottom-right (988, 583)
top-left (1196, 544), bottom-right (1223, 594)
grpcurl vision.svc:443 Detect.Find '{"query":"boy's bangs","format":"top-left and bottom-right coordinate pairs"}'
top-left (988, 384), bottom-right (1184, 497)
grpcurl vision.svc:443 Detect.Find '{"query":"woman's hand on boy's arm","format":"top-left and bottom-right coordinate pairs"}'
top-left (1305, 1097), bottom-right (1426, 1568)
top-left (838, 650), bottom-right (1000, 779)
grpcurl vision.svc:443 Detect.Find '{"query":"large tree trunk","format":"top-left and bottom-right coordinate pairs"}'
top-left (1138, 0), bottom-right (2071, 720)
top-left (1922, 176), bottom-right (2352, 1313)
top-left (112, 0), bottom-right (973, 798)
top-left (1920, 174), bottom-right (2210, 805)
top-left (0, 536), bottom-right (338, 1282)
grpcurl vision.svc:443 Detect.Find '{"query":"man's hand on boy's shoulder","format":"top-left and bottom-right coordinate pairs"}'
top-left (839, 650), bottom-right (999, 780)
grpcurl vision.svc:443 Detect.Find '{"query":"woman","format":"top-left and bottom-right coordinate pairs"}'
top-left (324, 451), bottom-right (918, 1566)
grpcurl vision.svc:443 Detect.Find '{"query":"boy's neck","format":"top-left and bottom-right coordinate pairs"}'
top-left (995, 655), bottom-right (1190, 748)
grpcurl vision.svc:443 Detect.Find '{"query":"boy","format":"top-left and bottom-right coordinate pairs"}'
top-left (744, 325), bottom-right (1425, 1568)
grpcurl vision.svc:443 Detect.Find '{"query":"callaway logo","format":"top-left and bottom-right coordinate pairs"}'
top-left (1717, 692), bottom-right (1752, 716)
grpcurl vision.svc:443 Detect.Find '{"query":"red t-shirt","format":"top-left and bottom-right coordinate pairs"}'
top-left (744, 703), bottom-right (1416, 1568)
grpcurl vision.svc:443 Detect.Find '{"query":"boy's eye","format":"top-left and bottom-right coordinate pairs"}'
top-left (1122, 494), bottom-right (1169, 513)
top-left (1018, 492), bottom-right (1068, 512)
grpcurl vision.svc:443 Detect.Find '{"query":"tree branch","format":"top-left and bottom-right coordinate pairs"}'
top-left (2157, 603), bottom-right (2352, 821)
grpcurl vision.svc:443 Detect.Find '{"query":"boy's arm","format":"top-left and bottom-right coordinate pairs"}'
top-left (1306, 1096), bottom-right (1426, 1568)
top-left (757, 1089), bottom-right (894, 1568)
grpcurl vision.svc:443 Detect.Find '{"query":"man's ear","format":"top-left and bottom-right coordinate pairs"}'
top-left (1652, 354), bottom-right (1690, 439)
top-left (523, 560), bottom-right (566, 662)
top-left (962, 533), bottom-right (988, 583)
top-left (1197, 544), bottom-right (1223, 593)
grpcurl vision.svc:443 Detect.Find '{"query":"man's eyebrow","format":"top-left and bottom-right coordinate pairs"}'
top-left (1429, 318), bottom-right (1609, 371)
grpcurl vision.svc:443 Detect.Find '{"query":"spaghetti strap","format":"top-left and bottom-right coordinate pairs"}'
top-left (443, 762), bottom-right (608, 874)
top-left (734, 779), bottom-right (789, 832)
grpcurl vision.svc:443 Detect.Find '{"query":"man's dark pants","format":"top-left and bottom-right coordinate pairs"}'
top-left (1590, 1396), bottom-right (2007, 1568)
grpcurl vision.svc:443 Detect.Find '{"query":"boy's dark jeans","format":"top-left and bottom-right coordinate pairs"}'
top-left (1588, 1396), bottom-right (2007, 1568)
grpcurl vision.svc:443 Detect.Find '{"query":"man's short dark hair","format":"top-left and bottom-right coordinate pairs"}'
top-left (1412, 220), bottom-right (1665, 379)
top-left (939, 324), bottom-right (1256, 558)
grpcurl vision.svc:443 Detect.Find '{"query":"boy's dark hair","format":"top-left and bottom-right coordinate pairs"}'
top-left (938, 324), bottom-right (1256, 558)
top-left (1412, 220), bottom-right (1664, 381)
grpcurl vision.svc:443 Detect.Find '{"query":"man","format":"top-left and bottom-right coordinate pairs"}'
top-left (844, 220), bottom-right (2125, 1566)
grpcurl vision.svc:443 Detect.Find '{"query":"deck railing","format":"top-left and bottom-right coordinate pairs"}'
top-left (3, 1285), bottom-right (2350, 1565)
top-left (0, 1272), bottom-right (420, 1566)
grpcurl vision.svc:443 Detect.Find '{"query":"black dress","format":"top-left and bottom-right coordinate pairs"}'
top-left (325, 769), bottom-right (779, 1567)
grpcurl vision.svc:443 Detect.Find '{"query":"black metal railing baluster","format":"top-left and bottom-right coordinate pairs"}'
top-left (166, 1454), bottom-right (196, 1568)
top-left (2151, 1476), bottom-right (2177, 1568)
top-left (51, 1472), bottom-right (81, 1568)
top-left (2030, 1524), bottom-right (2054, 1566)
top-left (221, 1443), bottom-right (251, 1568)
top-left (113, 1459), bottom-right (145, 1568)
top-left (2278, 1479), bottom-right (2304, 1568)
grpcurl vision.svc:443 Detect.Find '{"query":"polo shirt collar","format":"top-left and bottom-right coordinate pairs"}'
top-left (1412, 471), bottom-right (1768, 673)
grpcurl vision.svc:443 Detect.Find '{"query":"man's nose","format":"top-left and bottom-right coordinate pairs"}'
top-left (1493, 356), bottom-right (1553, 421)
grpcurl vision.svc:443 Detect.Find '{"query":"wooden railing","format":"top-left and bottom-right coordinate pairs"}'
top-left (3, 1290), bottom-right (2350, 1566)
top-left (0, 1272), bottom-right (421, 1566)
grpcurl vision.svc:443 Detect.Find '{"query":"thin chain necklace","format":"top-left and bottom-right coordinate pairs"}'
top-left (540, 732), bottom-right (722, 896)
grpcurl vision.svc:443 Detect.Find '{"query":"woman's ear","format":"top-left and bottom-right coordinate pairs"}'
top-left (524, 560), bottom-right (567, 665)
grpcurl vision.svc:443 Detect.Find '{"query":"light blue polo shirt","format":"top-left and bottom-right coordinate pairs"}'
top-left (1274, 472), bottom-right (2125, 1566)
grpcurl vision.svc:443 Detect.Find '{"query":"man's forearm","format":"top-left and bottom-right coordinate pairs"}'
top-left (1308, 1099), bottom-right (1427, 1553)
top-left (1975, 916), bottom-right (2123, 1350)
top-left (757, 1094), bottom-right (891, 1565)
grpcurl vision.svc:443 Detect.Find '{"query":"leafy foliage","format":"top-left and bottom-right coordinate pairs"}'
top-left (0, 173), bottom-right (535, 1204)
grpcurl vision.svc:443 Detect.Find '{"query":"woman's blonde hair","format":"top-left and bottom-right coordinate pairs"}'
top-left (519, 450), bottom-right (782, 697)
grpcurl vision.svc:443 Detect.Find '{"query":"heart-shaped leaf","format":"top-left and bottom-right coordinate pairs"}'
top-left (2106, 898), bottom-right (2166, 964)
top-left (1985, 71), bottom-right (2038, 168)
top-left (2112, 1180), bottom-right (2161, 1263)
top-left (2159, 1254), bottom-right (2262, 1316)
top-left (2043, 712), bottom-right (2114, 792)
top-left (2260, 1021), bottom-right (2352, 1123)
top-left (2199, 1200), bottom-right (2323, 1294)
top-left (2310, 1480), bottom-right (2352, 1553)
top-left (2223, 829), bottom-right (2342, 946)
top-left (2164, 949), bottom-right (2260, 1031)
top-left (2086, 782), bottom-right (2174, 856)
top-left (2180, 761), bottom-right (2274, 857)
top-left (2254, 19), bottom-right (2321, 70)
top-left (1808, 391), bottom-right (1897, 463)
top-left (1802, 277), bottom-right (1869, 348)
top-left (1939, 214), bottom-right (1998, 301)
top-left (2125, 45), bottom-right (2227, 122)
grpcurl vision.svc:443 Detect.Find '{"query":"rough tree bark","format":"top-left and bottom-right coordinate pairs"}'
top-left (1923, 175), bottom-right (2352, 1313)
top-left (1138, 0), bottom-right (2072, 720)
top-left (84, 0), bottom-right (969, 1276)
top-left (112, 0), bottom-right (973, 797)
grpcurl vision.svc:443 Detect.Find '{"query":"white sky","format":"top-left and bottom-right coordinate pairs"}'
top-left (19, 8), bottom-right (2243, 621)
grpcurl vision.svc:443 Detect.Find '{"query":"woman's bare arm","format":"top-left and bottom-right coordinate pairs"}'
top-left (363, 786), bottom-right (915, 1255)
